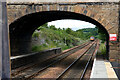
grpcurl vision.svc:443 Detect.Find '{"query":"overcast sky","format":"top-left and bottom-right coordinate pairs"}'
top-left (48, 19), bottom-right (96, 31)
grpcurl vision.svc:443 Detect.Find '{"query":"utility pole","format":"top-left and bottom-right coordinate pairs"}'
top-left (0, 0), bottom-right (11, 79)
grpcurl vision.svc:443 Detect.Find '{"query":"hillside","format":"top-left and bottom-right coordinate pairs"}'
top-left (31, 23), bottom-right (98, 52)
top-left (77, 28), bottom-right (98, 39)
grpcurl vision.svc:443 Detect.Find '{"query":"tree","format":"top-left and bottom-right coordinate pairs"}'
top-left (49, 25), bottom-right (57, 30)
top-left (42, 23), bottom-right (48, 28)
top-left (37, 23), bottom-right (48, 30)
top-left (96, 26), bottom-right (106, 42)
top-left (66, 28), bottom-right (73, 34)
top-left (58, 28), bottom-right (62, 31)
top-left (63, 28), bottom-right (65, 31)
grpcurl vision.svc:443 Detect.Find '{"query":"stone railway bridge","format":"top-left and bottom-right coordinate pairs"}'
top-left (0, 0), bottom-right (120, 79)
top-left (7, 1), bottom-right (120, 60)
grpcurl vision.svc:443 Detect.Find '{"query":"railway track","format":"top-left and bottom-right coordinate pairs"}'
top-left (56, 41), bottom-right (97, 80)
top-left (30, 41), bottom-right (98, 80)
top-left (11, 41), bottom-right (92, 79)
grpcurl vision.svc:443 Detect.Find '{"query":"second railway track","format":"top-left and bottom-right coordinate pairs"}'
top-left (56, 41), bottom-right (98, 80)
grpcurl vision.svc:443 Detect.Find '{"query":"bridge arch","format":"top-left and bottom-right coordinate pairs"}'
top-left (9, 11), bottom-right (109, 60)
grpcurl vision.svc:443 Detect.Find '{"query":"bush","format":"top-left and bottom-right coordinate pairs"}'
top-left (31, 23), bottom-right (95, 52)
top-left (32, 46), bottom-right (41, 52)
top-left (99, 43), bottom-right (106, 55)
top-left (97, 43), bottom-right (106, 55)
top-left (32, 32), bottom-right (39, 38)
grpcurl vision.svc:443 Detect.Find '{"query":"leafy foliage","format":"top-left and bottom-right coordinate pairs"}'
top-left (77, 28), bottom-right (98, 39)
top-left (32, 32), bottom-right (39, 38)
top-left (95, 27), bottom-right (106, 43)
top-left (32, 23), bottom-right (106, 52)
top-left (97, 43), bottom-right (106, 57)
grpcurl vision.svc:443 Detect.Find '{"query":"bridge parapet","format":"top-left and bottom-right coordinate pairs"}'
top-left (7, 2), bottom-right (119, 34)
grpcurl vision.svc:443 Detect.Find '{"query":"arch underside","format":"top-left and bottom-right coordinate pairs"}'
top-left (10, 11), bottom-right (109, 37)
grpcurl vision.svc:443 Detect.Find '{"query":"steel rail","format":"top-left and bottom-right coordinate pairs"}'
top-left (25, 42), bottom-right (93, 80)
top-left (80, 40), bottom-right (99, 80)
top-left (56, 41), bottom-right (96, 80)
top-left (80, 43), bottom-right (97, 80)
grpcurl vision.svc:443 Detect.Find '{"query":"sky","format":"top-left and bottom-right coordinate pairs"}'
top-left (48, 19), bottom-right (96, 31)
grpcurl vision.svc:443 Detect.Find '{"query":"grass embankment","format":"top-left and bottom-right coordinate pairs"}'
top-left (97, 42), bottom-right (106, 58)
top-left (31, 23), bottom-right (99, 52)
top-left (32, 27), bottom-right (87, 52)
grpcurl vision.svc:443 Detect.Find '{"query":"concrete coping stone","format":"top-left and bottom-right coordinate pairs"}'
top-left (10, 47), bottom-right (61, 60)
top-left (6, 0), bottom-right (119, 4)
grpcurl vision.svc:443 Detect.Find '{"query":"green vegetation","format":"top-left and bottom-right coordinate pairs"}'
top-left (96, 27), bottom-right (106, 43)
top-left (32, 32), bottom-right (39, 38)
top-left (79, 28), bottom-right (98, 39)
top-left (32, 23), bottom-right (106, 52)
top-left (97, 43), bottom-right (106, 59)
top-left (100, 43), bottom-right (106, 55)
